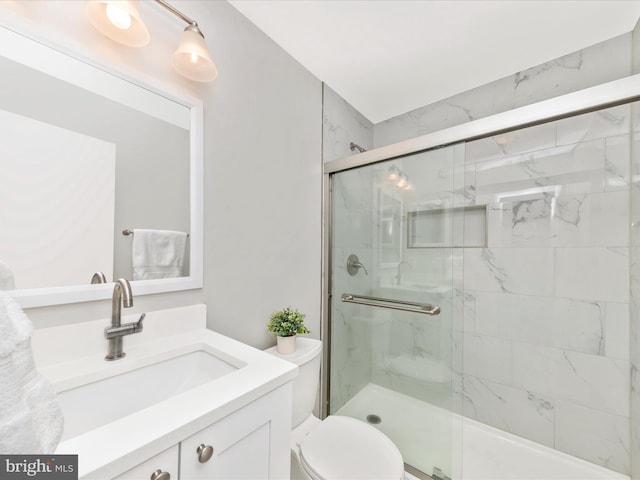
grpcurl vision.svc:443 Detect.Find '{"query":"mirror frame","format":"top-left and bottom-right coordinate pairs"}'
top-left (0, 24), bottom-right (204, 308)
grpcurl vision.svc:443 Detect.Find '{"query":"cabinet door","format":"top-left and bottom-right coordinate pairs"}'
top-left (112, 445), bottom-right (179, 480)
top-left (180, 384), bottom-right (292, 480)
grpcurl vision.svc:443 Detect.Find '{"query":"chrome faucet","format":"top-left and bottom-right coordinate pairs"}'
top-left (90, 271), bottom-right (107, 284)
top-left (104, 278), bottom-right (145, 361)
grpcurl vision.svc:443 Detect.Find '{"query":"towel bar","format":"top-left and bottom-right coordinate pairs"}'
top-left (122, 229), bottom-right (190, 237)
top-left (341, 293), bottom-right (440, 315)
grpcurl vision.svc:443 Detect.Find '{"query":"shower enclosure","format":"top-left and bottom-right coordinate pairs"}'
top-left (322, 76), bottom-right (640, 479)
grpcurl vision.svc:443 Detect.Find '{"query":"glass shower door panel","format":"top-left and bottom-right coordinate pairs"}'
top-left (462, 104), bottom-right (633, 476)
top-left (329, 143), bottom-right (465, 478)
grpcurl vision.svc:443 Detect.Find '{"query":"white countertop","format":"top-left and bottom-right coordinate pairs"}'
top-left (32, 304), bottom-right (298, 479)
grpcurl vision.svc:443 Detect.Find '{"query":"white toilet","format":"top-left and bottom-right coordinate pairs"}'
top-left (265, 338), bottom-right (404, 480)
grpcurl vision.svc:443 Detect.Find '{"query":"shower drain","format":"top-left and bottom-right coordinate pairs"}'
top-left (366, 414), bottom-right (381, 424)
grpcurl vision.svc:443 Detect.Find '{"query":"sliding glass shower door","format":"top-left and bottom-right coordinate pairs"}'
top-left (328, 143), bottom-right (465, 479)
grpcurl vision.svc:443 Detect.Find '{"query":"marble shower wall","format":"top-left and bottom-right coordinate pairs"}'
top-left (461, 105), bottom-right (631, 475)
top-left (323, 84), bottom-right (373, 163)
top-left (631, 111), bottom-right (640, 480)
top-left (630, 16), bottom-right (640, 480)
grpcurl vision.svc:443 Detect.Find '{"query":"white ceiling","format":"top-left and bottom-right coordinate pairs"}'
top-left (228, 0), bottom-right (640, 124)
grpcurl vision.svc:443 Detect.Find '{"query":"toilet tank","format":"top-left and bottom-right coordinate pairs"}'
top-left (265, 338), bottom-right (322, 428)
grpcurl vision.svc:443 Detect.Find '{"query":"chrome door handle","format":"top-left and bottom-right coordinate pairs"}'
top-left (341, 293), bottom-right (440, 315)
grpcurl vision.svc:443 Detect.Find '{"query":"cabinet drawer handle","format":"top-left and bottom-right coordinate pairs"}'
top-left (197, 443), bottom-right (214, 463)
top-left (150, 470), bottom-right (170, 480)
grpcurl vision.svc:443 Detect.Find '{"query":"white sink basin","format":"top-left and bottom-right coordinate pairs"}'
top-left (57, 349), bottom-right (239, 441)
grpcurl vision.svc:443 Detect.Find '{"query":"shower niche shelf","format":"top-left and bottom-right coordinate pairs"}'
top-left (407, 205), bottom-right (486, 248)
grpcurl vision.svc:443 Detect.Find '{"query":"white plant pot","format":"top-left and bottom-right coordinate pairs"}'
top-left (276, 335), bottom-right (296, 355)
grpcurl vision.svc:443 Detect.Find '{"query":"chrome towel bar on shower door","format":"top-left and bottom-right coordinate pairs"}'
top-left (341, 293), bottom-right (440, 315)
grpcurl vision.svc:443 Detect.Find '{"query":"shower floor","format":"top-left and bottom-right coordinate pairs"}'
top-left (335, 383), bottom-right (628, 480)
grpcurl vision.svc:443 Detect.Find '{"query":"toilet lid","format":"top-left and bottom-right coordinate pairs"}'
top-left (299, 415), bottom-right (404, 480)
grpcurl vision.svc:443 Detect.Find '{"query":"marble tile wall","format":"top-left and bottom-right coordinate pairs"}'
top-left (460, 106), bottom-right (631, 474)
top-left (630, 16), bottom-right (640, 480)
top-left (323, 84), bottom-right (373, 163)
top-left (632, 142), bottom-right (640, 476)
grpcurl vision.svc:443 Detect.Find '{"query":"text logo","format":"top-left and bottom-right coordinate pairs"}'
top-left (0, 455), bottom-right (77, 480)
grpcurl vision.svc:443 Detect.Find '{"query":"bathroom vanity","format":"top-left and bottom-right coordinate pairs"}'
top-left (31, 305), bottom-right (297, 479)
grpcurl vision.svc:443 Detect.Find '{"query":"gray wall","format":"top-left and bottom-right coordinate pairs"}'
top-left (5, 1), bottom-right (322, 349)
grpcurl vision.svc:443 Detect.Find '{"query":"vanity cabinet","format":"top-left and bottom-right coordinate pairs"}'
top-left (112, 445), bottom-right (179, 480)
top-left (110, 384), bottom-right (292, 480)
top-left (180, 389), bottom-right (276, 479)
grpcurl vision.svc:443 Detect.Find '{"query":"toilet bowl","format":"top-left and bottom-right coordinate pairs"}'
top-left (265, 338), bottom-right (404, 480)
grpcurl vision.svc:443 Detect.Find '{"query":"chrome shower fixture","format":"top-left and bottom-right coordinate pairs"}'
top-left (350, 142), bottom-right (367, 153)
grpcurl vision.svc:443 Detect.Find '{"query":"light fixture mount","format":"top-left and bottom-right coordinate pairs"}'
top-left (184, 24), bottom-right (205, 40)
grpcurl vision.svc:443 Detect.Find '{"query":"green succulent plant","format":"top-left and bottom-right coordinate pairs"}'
top-left (267, 307), bottom-right (310, 337)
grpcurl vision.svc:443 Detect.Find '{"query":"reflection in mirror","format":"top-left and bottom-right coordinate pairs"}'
top-left (0, 25), bottom-right (203, 307)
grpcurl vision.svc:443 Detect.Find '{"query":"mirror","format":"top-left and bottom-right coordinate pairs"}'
top-left (0, 25), bottom-right (203, 308)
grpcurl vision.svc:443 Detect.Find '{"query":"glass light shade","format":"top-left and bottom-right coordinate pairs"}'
top-left (86, 0), bottom-right (150, 47)
top-left (171, 27), bottom-right (218, 82)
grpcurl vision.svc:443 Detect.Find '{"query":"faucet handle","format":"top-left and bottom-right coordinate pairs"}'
top-left (134, 313), bottom-right (146, 333)
top-left (104, 313), bottom-right (146, 339)
top-left (347, 254), bottom-right (368, 276)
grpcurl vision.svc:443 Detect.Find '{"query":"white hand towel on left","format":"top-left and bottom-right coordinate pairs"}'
top-left (132, 229), bottom-right (188, 280)
top-left (0, 290), bottom-right (63, 453)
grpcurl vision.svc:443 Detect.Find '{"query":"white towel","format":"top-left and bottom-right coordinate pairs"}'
top-left (132, 229), bottom-right (188, 280)
top-left (0, 260), bottom-right (15, 290)
top-left (0, 290), bottom-right (63, 453)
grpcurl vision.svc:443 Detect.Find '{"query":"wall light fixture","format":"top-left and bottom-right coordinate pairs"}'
top-left (86, 0), bottom-right (218, 82)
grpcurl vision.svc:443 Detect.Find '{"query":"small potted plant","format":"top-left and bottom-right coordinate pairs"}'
top-left (267, 307), bottom-right (310, 354)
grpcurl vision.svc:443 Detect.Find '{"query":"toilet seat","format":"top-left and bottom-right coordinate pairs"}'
top-left (299, 415), bottom-right (404, 480)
